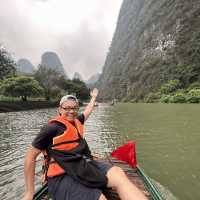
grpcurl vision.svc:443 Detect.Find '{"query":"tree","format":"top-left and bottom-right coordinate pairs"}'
top-left (55, 75), bottom-right (74, 92)
top-left (34, 65), bottom-right (90, 101)
top-left (159, 79), bottom-right (181, 95)
top-left (0, 76), bottom-right (44, 101)
top-left (71, 78), bottom-right (90, 100)
top-left (0, 45), bottom-right (16, 79)
top-left (34, 65), bottom-right (62, 100)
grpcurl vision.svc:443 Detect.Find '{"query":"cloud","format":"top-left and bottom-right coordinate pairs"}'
top-left (0, 0), bottom-right (122, 80)
top-left (55, 21), bottom-right (109, 79)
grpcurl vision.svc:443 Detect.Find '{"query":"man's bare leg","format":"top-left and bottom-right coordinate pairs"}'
top-left (106, 166), bottom-right (148, 200)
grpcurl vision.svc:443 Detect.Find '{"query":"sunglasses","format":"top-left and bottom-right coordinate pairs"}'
top-left (61, 106), bottom-right (79, 112)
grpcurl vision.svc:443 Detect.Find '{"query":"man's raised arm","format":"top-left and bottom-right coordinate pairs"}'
top-left (83, 88), bottom-right (98, 121)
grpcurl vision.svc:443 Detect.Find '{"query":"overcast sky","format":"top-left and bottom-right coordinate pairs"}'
top-left (0, 0), bottom-right (122, 80)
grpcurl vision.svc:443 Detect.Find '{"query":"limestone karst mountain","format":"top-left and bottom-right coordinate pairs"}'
top-left (73, 72), bottom-right (84, 81)
top-left (41, 52), bottom-right (68, 78)
top-left (98, 0), bottom-right (200, 100)
top-left (86, 73), bottom-right (101, 88)
top-left (17, 59), bottom-right (34, 74)
top-left (86, 73), bottom-right (101, 85)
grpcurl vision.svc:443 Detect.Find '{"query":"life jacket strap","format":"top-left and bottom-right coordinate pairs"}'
top-left (41, 151), bottom-right (51, 185)
top-left (50, 138), bottom-right (81, 148)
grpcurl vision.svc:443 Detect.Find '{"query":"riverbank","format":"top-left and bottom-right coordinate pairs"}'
top-left (0, 100), bottom-right (59, 112)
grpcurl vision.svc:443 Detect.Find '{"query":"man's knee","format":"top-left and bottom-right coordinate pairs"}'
top-left (106, 166), bottom-right (127, 188)
top-left (107, 166), bottom-right (125, 176)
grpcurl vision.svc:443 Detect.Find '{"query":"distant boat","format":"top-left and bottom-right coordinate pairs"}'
top-left (111, 100), bottom-right (115, 106)
top-left (110, 98), bottom-right (117, 106)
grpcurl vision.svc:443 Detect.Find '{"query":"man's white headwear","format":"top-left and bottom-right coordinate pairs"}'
top-left (59, 95), bottom-right (78, 106)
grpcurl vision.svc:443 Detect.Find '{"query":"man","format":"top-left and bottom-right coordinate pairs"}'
top-left (22, 88), bottom-right (147, 200)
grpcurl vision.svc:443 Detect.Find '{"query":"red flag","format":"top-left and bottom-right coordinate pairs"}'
top-left (111, 141), bottom-right (137, 168)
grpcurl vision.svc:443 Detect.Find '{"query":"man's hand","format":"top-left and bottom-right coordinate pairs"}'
top-left (90, 88), bottom-right (98, 98)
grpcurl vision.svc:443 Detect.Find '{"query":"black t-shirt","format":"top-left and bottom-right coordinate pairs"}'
top-left (32, 114), bottom-right (85, 150)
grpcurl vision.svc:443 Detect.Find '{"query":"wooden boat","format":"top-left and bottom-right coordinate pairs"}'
top-left (33, 157), bottom-right (163, 200)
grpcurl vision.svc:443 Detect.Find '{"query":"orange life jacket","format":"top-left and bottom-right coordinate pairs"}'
top-left (44, 115), bottom-right (84, 177)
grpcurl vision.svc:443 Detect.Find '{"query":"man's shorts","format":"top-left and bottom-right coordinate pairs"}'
top-left (47, 160), bottom-right (113, 200)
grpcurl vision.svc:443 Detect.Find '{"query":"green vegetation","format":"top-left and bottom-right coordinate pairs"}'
top-left (144, 80), bottom-right (200, 104)
top-left (0, 46), bottom-right (16, 79)
top-left (0, 48), bottom-right (90, 103)
top-left (71, 78), bottom-right (90, 100)
top-left (159, 80), bottom-right (181, 95)
top-left (34, 65), bottom-right (90, 101)
top-left (0, 76), bottom-right (44, 101)
top-left (34, 64), bottom-right (63, 100)
top-left (144, 93), bottom-right (161, 103)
